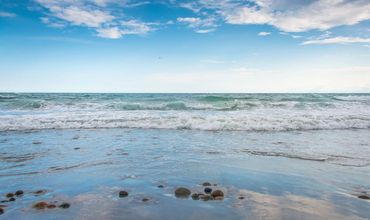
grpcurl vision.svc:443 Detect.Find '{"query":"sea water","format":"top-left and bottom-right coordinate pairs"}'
top-left (0, 93), bottom-right (369, 219)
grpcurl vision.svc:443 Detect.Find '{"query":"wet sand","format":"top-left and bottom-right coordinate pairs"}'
top-left (0, 128), bottom-right (369, 219)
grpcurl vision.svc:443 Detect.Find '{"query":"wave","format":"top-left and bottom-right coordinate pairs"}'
top-left (0, 110), bottom-right (369, 131)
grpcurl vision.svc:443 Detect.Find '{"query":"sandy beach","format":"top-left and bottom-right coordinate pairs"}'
top-left (1, 127), bottom-right (369, 219)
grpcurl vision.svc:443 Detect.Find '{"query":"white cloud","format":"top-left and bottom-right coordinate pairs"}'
top-left (96, 27), bottom-right (122, 39)
top-left (96, 20), bottom-right (153, 39)
top-left (0, 11), bottom-right (16, 17)
top-left (258, 31), bottom-right (271, 36)
top-left (36, 0), bottom-right (155, 39)
top-left (177, 16), bottom-right (217, 33)
top-left (179, 0), bottom-right (370, 33)
top-left (302, 36), bottom-right (370, 45)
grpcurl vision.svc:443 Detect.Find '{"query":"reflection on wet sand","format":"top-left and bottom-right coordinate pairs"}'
top-left (233, 189), bottom-right (366, 220)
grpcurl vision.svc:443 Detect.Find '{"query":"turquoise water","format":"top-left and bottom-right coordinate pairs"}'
top-left (1, 93), bottom-right (370, 131)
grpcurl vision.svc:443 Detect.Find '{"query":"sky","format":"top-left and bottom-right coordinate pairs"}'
top-left (1, 0), bottom-right (370, 93)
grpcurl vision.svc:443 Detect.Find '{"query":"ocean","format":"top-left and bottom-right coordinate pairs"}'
top-left (0, 93), bottom-right (369, 219)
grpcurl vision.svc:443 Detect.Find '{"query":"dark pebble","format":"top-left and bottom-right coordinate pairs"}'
top-left (175, 187), bottom-right (191, 198)
top-left (9, 198), bottom-right (15, 202)
top-left (33, 190), bottom-right (46, 195)
top-left (358, 195), bottom-right (370, 200)
top-left (157, 185), bottom-right (164, 188)
top-left (74, 147), bottom-right (80, 150)
top-left (0, 200), bottom-right (8, 203)
top-left (33, 201), bottom-right (49, 209)
top-left (6, 193), bottom-right (14, 198)
top-left (59, 202), bottom-right (70, 209)
top-left (238, 196), bottom-right (245, 200)
top-left (119, 191), bottom-right (129, 198)
top-left (142, 198), bottom-right (149, 202)
top-left (202, 182), bottom-right (212, 186)
top-left (32, 141), bottom-right (42, 145)
top-left (0, 208), bottom-right (3, 215)
top-left (15, 190), bottom-right (24, 196)
top-left (191, 193), bottom-right (200, 200)
top-left (204, 188), bottom-right (212, 194)
top-left (47, 204), bottom-right (56, 209)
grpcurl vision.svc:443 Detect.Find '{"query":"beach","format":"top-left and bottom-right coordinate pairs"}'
top-left (0, 93), bottom-right (369, 219)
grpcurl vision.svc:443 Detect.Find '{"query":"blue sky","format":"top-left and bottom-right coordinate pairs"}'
top-left (1, 0), bottom-right (370, 92)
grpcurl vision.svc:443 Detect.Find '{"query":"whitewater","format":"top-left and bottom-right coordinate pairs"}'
top-left (0, 93), bottom-right (370, 131)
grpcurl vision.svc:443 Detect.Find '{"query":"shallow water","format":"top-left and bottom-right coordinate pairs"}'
top-left (0, 128), bottom-right (369, 219)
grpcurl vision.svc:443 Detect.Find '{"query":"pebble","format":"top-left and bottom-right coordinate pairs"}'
top-left (0, 200), bottom-right (8, 203)
top-left (33, 190), bottom-right (46, 195)
top-left (157, 185), bottom-right (164, 188)
top-left (74, 147), bottom-right (80, 150)
top-left (238, 196), bottom-right (245, 200)
top-left (59, 202), bottom-right (70, 209)
top-left (15, 190), bottom-right (24, 196)
top-left (0, 208), bottom-right (3, 215)
top-left (33, 202), bottom-right (49, 209)
top-left (6, 193), bottom-right (14, 198)
top-left (119, 191), bottom-right (129, 198)
top-left (191, 193), bottom-right (201, 200)
top-left (199, 195), bottom-right (212, 201)
top-left (358, 195), bottom-right (370, 200)
top-left (142, 198), bottom-right (149, 202)
top-left (175, 187), bottom-right (191, 198)
top-left (211, 190), bottom-right (224, 198)
top-left (0, 205), bottom-right (7, 208)
top-left (9, 198), bottom-right (15, 202)
top-left (202, 182), bottom-right (212, 186)
top-left (204, 188), bottom-right (212, 194)
top-left (47, 204), bottom-right (56, 209)
top-left (32, 141), bottom-right (42, 145)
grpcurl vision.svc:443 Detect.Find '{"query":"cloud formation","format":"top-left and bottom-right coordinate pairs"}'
top-left (35, 0), bottom-right (154, 39)
top-left (182, 0), bottom-right (370, 32)
top-left (33, 0), bottom-right (370, 40)
top-left (302, 36), bottom-right (370, 45)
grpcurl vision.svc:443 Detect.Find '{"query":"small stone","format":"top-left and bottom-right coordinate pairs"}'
top-left (119, 191), bottom-right (129, 198)
top-left (238, 196), bottom-right (245, 200)
top-left (204, 188), bottom-right (212, 194)
top-left (32, 141), bottom-right (42, 145)
top-left (211, 190), bottom-right (224, 198)
top-left (175, 187), bottom-right (191, 198)
top-left (157, 185), bottom-right (164, 188)
top-left (0, 200), bottom-right (8, 203)
top-left (74, 147), bottom-right (80, 150)
top-left (9, 198), bottom-right (15, 202)
top-left (33, 201), bottom-right (49, 209)
top-left (202, 182), bottom-right (212, 186)
top-left (191, 193), bottom-right (200, 200)
top-left (72, 135), bottom-right (80, 140)
top-left (59, 202), bottom-right (70, 209)
top-left (0, 205), bottom-right (7, 208)
top-left (358, 195), bottom-right (370, 200)
top-left (142, 198), bottom-right (149, 202)
top-left (15, 190), bottom-right (24, 196)
top-left (33, 190), bottom-right (46, 195)
top-left (47, 204), bottom-right (56, 209)
top-left (0, 208), bottom-right (3, 215)
top-left (199, 195), bottom-right (212, 201)
top-left (6, 193), bottom-right (14, 198)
